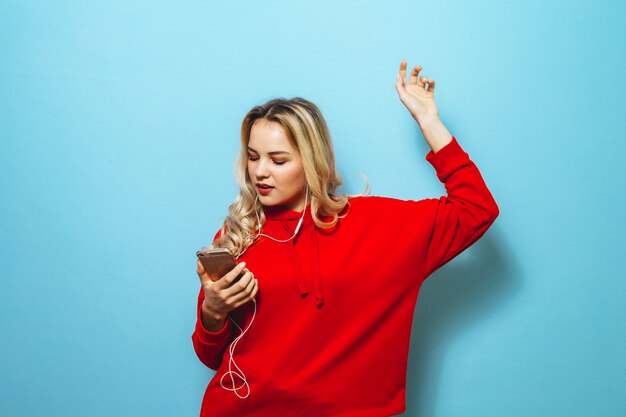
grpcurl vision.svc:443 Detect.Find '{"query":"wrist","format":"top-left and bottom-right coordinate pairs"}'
top-left (202, 300), bottom-right (227, 322)
top-left (415, 113), bottom-right (440, 129)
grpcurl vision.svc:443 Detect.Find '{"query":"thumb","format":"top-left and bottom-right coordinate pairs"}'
top-left (395, 78), bottom-right (405, 97)
top-left (196, 259), bottom-right (206, 276)
top-left (395, 73), bottom-right (403, 91)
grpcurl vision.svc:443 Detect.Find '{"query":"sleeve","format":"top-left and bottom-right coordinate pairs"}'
top-left (418, 136), bottom-right (500, 280)
top-left (191, 227), bottom-right (234, 371)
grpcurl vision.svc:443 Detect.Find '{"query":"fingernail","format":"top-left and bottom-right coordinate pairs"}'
top-left (240, 261), bottom-right (246, 268)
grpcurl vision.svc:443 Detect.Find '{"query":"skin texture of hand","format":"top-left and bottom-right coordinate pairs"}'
top-left (394, 59), bottom-right (453, 153)
top-left (395, 59), bottom-right (440, 125)
top-left (196, 259), bottom-right (259, 321)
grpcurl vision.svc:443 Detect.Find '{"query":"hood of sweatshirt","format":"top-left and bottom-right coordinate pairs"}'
top-left (261, 202), bottom-right (326, 309)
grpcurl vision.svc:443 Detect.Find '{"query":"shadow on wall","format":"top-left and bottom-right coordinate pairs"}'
top-left (403, 227), bottom-right (517, 417)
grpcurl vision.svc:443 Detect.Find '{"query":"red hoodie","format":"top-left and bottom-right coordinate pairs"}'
top-left (192, 136), bottom-right (499, 416)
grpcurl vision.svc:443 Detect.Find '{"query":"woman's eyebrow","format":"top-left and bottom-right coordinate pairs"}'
top-left (247, 147), bottom-right (290, 156)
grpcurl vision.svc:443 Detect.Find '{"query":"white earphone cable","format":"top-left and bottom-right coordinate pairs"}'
top-left (218, 187), bottom-right (309, 398)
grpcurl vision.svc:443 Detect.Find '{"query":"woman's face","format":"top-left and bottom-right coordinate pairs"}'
top-left (247, 119), bottom-right (307, 211)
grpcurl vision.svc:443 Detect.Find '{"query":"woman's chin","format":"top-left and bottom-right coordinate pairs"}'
top-left (259, 195), bottom-right (293, 208)
top-left (258, 194), bottom-right (278, 206)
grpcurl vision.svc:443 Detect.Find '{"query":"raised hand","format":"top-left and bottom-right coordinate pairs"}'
top-left (395, 59), bottom-right (440, 125)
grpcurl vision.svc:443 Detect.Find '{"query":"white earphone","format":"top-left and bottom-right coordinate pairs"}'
top-left (218, 186), bottom-right (309, 398)
top-left (253, 185), bottom-right (309, 242)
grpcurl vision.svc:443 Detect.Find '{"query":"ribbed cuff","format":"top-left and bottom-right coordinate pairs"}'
top-left (425, 136), bottom-right (471, 183)
top-left (195, 300), bottom-right (231, 345)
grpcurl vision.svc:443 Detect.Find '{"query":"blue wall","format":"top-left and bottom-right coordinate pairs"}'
top-left (1, 1), bottom-right (624, 416)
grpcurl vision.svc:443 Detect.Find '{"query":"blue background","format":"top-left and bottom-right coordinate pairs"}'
top-left (2, 1), bottom-right (625, 416)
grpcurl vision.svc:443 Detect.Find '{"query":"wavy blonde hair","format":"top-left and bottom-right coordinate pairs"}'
top-left (213, 97), bottom-right (370, 257)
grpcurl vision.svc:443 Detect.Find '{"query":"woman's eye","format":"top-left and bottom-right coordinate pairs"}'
top-left (247, 156), bottom-right (285, 165)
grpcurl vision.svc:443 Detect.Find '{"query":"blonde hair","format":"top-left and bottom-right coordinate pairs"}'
top-left (213, 97), bottom-right (370, 257)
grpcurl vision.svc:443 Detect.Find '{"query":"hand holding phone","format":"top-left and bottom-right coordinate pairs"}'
top-left (196, 246), bottom-right (259, 318)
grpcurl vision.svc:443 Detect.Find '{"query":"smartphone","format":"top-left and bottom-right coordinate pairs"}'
top-left (196, 247), bottom-right (243, 284)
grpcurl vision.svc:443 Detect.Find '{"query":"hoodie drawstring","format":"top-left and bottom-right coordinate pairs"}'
top-left (311, 227), bottom-right (324, 308)
top-left (279, 215), bottom-right (325, 309)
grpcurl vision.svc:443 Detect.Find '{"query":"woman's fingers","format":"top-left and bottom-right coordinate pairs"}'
top-left (399, 60), bottom-right (433, 91)
top-left (395, 72), bottom-right (404, 93)
top-left (215, 261), bottom-right (247, 290)
top-left (197, 259), bottom-right (211, 286)
top-left (410, 65), bottom-right (422, 85)
top-left (427, 78), bottom-right (435, 93)
top-left (196, 259), bottom-right (205, 275)
top-left (198, 260), bottom-right (260, 315)
top-left (228, 275), bottom-right (259, 308)
top-left (418, 74), bottom-right (428, 89)
top-left (398, 59), bottom-right (407, 87)
top-left (223, 269), bottom-right (254, 298)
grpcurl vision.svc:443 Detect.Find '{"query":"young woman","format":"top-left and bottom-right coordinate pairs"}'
top-left (192, 59), bottom-right (499, 416)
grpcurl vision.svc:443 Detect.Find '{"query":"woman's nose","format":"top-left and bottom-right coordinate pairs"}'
top-left (255, 159), bottom-right (269, 178)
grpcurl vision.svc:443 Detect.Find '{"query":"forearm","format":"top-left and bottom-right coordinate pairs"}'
top-left (420, 135), bottom-right (499, 279)
top-left (416, 115), bottom-right (453, 154)
top-left (201, 301), bottom-right (228, 332)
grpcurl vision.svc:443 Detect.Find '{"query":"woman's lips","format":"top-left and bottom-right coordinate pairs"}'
top-left (257, 185), bottom-right (273, 195)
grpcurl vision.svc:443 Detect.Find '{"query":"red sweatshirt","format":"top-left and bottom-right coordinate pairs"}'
top-left (192, 136), bottom-right (499, 416)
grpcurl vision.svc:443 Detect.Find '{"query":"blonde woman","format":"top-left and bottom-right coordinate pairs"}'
top-left (192, 59), bottom-right (499, 416)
